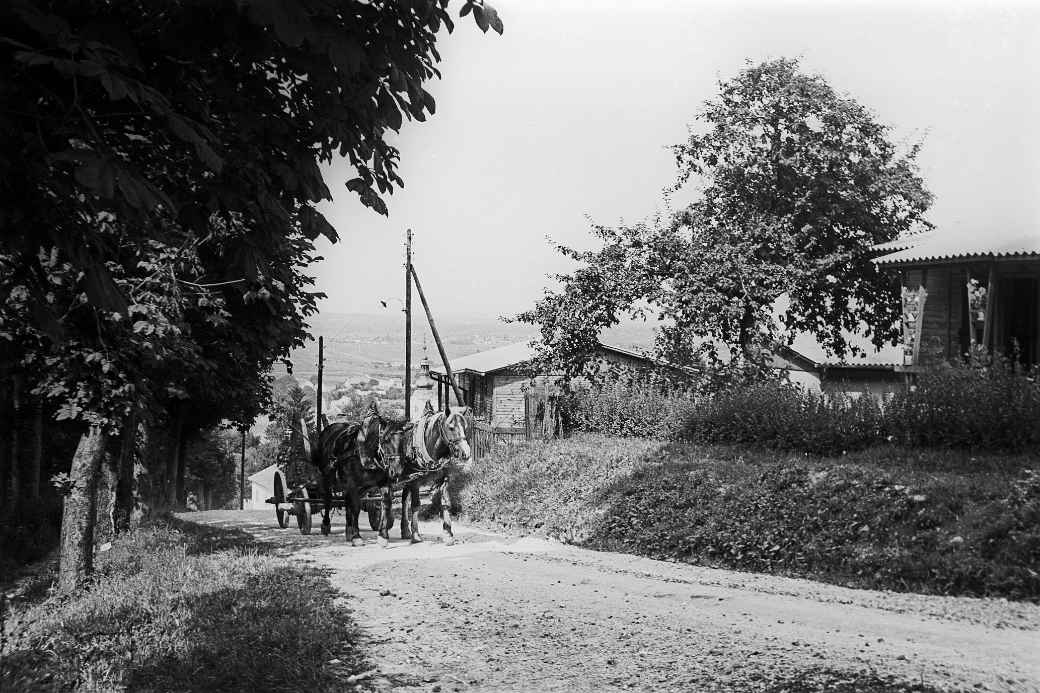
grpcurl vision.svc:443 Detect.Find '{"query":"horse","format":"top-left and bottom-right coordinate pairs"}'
top-left (302, 403), bottom-right (473, 547)
top-left (388, 405), bottom-right (474, 546)
top-left (302, 404), bottom-right (391, 538)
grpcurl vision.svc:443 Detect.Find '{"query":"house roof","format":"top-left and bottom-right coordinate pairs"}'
top-left (247, 463), bottom-right (279, 483)
top-left (871, 229), bottom-right (933, 253)
top-left (437, 340), bottom-right (652, 376)
top-left (874, 227), bottom-right (1040, 266)
top-left (786, 331), bottom-right (903, 368)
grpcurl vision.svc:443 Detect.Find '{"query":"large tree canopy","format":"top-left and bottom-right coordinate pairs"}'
top-left (0, 0), bottom-right (502, 591)
top-left (1, 0), bottom-right (502, 429)
top-left (521, 58), bottom-right (931, 374)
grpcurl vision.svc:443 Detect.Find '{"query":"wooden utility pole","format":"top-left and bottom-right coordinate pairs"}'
top-left (404, 229), bottom-right (413, 421)
top-left (316, 335), bottom-right (324, 434)
top-left (239, 428), bottom-right (246, 510)
top-left (410, 265), bottom-right (465, 407)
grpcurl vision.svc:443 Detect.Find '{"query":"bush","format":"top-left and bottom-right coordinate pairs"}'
top-left (675, 359), bottom-right (1040, 454)
top-left (887, 360), bottom-right (1040, 451)
top-left (457, 434), bottom-right (1040, 600)
top-left (679, 380), bottom-right (885, 455)
top-left (561, 379), bottom-right (694, 440)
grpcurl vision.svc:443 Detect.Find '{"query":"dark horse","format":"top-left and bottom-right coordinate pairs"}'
top-left (302, 405), bottom-right (390, 541)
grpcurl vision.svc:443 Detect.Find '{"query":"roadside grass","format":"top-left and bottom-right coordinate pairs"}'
top-left (456, 434), bottom-right (1040, 601)
top-left (1, 519), bottom-right (369, 692)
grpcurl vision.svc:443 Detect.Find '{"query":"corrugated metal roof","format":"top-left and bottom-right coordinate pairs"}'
top-left (446, 341), bottom-right (539, 374)
top-left (874, 227), bottom-right (1040, 266)
top-left (872, 230), bottom-right (935, 253)
top-left (787, 331), bottom-right (902, 368)
top-left (437, 340), bottom-right (651, 375)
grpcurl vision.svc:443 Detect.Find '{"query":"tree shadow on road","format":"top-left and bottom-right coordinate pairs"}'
top-left (1, 516), bottom-right (387, 693)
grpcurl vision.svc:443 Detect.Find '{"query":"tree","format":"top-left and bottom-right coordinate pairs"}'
top-left (520, 58), bottom-right (931, 373)
top-left (0, 0), bottom-right (503, 592)
top-left (261, 384), bottom-right (315, 483)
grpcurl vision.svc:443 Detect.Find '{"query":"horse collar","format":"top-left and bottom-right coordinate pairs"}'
top-left (412, 411), bottom-right (445, 469)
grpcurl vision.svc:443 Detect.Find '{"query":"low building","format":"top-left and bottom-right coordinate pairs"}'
top-left (430, 340), bottom-right (654, 428)
top-left (782, 332), bottom-right (905, 399)
top-left (247, 464), bottom-right (279, 510)
top-left (873, 228), bottom-right (1040, 368)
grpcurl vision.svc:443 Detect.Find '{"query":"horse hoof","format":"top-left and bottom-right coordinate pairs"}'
top-left (443, 535), bottom-right (455, 547)
top-left (377, 536), bottom-right (388, 548)
top-left (351, 537), bottom-right (365, 547)
top-left (411, 535), bottom-right (423, 544)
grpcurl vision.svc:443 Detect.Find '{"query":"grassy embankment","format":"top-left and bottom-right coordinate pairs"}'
top-left (1, 520), bottom-right (369, 692)
top-left (455, 434), bottom-right (1040, 601)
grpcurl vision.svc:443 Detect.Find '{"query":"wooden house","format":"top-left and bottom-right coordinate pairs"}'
top-left (429, 340), bottom-right (653, 428)
top-left (873, 228), bottom-right (1040, 369)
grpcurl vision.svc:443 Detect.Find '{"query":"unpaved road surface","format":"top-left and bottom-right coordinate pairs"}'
top-left (185, 510), bottom-right (1040, 692)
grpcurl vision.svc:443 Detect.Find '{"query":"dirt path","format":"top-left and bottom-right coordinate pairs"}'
top-left (184, 510), bottom-right (1040, 692)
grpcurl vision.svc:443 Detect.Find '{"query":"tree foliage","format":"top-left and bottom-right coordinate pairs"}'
top-left (520, 58), bottom-right (931, 373)
top-left (1, 0), bottom-right (501, 433)
top-left (0, 0), bottom-right (502, 587)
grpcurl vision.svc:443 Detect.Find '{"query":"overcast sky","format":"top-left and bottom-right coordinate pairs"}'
top-left (311, 0), bottom-right (1040, 320)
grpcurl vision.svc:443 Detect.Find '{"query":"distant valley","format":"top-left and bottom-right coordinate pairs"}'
top-left (285, 312), bottom-right (658, 383)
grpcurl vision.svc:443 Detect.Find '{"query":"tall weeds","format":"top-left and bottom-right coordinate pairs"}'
top-left (564, 359), bottom-right (1040, 454)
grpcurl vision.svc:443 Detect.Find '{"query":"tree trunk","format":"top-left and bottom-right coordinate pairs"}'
top-left (738, 299), bottom-right (757, 363)
top-left (57, 427), bottom-right (108, 595)
top-left (29, 399), bottom-right (43, 499)
top-left (164, 406), bottom-right (184, 508)
top-left (175, 427), bottom-right (190, 509)
top-left (9, 374), bottom-right (23, 514)
top-left (112, 411), bottom-right (137, 533)
top-left (0, 379), bottom-right (9, 514)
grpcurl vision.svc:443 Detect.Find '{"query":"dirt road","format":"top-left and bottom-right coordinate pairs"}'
top-left (185, 510), bottom-right (1040, 692)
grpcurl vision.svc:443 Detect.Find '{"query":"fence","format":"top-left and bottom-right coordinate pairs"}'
top-left (469, 421), bottom-right (528, 461)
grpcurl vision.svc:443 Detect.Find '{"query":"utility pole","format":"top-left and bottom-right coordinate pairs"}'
top-left (410, 265), bottom-right (465, 407)
top-left (404, 229), bottom-right (413, 421)
top-left (316, 335), bottom-right (324, 434)
top-left (239, 428), bottom-right (246, 510)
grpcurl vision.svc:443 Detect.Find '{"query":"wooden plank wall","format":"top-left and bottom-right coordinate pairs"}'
top-left (905, 267), bottom-right (958, 363)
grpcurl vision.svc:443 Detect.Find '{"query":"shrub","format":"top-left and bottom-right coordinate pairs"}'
top-left (562, 379), bottom-right (694, 440)
top-left (887, 360), bottom-right (1040, 451)
top-left (681, 380), bottom-right (884, 455)
top-left (678, 358), bottom-right (1040, 454)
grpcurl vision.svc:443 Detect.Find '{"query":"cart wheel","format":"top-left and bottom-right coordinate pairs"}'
top-left (273, 471), bottom-right (288, 529)
top-left (295, 486), bottom-right (312, 535)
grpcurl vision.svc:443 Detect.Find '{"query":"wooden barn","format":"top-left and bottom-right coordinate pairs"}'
top-left (873, 228), bottom-right (1040, 369)
top-left (429, 340), bottom-right (653, 429)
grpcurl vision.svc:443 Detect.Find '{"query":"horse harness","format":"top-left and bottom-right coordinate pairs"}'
top-left (410, 410), bottom-right (468, 472)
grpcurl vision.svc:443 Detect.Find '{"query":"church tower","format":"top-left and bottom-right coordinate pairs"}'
top-left (409, 342), bottom-right (436, 420)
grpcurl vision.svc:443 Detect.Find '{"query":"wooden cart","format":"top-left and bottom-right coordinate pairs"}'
top-left (267, 467), bottom-right (431, 535)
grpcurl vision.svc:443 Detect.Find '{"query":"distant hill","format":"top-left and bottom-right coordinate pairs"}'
top-left (285, 312), bottom-right (657, 383)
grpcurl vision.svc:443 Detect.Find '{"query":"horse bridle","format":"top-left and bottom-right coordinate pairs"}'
top-left (437, 412), bottom-right (468, 458)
